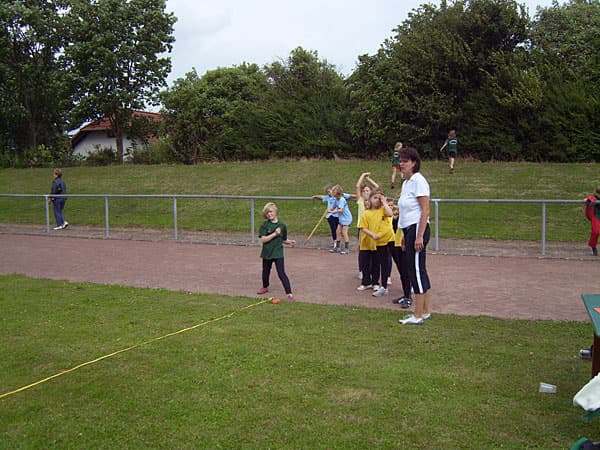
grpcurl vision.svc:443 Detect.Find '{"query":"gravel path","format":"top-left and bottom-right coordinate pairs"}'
top-left (1, 231), bottom-right (599, 321)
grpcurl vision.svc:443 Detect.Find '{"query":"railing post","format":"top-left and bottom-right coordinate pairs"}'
top-left (44, 195), bottom-right (50, 234)
top-left (541, 201), bottom-right (547, 256)
top-left (250, 198), bottom-right (255, 244)
top-left (173, 196), bottom-right (178, 241)
top-left (104, 196), bottom-right (110, 239)
top-left (434, 199), bottom-right (439, 252)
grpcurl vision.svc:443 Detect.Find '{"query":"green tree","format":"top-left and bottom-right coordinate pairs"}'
top-left (65, 0), bottom-right (176, 162)
top-left (348, 0), bottom-right (530, 159)
top-left (528, 0), bottom-right (600, 161)
top-left (263, 47), bottom-right (351, 158)
top-left (0, 0), bottom-right (71, 160)
top-left (160, 64), bottom-right (274, 163)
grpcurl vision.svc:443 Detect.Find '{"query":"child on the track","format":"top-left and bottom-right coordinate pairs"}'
top-left (585, 186), bottom-right (600, 256)
top-left (312, 185), bottom-right (352, 253)
top-left (357, 190), bottom-right (394, 296)
top-left (390, 201), bottom-right (413, 308)
top-left (355, 172), bottom-right (379, 278)
top-left (329, 184), bottom-right (353, 254)
top-left (256, 202), bottom-right (296, 301)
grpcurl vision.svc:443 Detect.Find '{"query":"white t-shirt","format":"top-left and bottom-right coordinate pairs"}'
top-left (398, 172), bottom-right (430, 229)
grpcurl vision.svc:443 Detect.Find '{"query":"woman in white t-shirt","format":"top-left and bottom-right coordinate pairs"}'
top-left (397, 147), bottom-right (432, 325)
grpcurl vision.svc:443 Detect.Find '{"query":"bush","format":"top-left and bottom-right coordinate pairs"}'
top-left (83, 146), bottom-right (117, 166)
top-left (127, 138), bottom-right (177, 164)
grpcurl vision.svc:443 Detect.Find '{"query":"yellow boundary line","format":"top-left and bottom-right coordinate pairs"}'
top-left (0, 298), bottom-right (271, 400)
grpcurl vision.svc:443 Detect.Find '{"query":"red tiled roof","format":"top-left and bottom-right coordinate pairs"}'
top-left (70, 111), bottom-right (163, 148)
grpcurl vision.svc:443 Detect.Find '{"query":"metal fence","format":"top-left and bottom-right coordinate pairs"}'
top-left (0, 194), bottom-right (585, 256)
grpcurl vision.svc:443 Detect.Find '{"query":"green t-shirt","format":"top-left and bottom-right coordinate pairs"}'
top-left (392, 151), bottom-right (400, 165)
top-left (259, 219), bottom-right (287, 259)
top-left (446, 138), bottom-right (458, 153)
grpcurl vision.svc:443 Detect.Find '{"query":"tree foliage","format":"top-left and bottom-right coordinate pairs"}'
top-left (66, 0), bottom-right (176, 162)
top-left (161, 48), bottom-right (349, 162)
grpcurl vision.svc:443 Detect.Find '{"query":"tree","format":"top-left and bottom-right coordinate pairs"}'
top-left (0, 0), bottom-right (71, 158)
top-left (66, 0), bottom-right (176, 162)
top-left (160, 64), bottom-right (274, 163)
top-left (347, 0), bottom-right (530, 158)
top-left (263, 47), bottom-right (351, 158)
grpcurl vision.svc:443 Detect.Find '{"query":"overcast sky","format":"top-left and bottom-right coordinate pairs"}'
top-left (164, 0), bottom-right (558, 85)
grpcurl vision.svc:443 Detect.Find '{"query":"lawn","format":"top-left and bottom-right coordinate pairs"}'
top-left (0, 274), bottom-right (596, 448)
top-left (0, 160), bottom-right (598, 241)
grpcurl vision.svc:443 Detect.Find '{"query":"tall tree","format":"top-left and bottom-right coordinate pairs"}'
top-left (66, 0), bottom-right (175, 162)
top-left (263, 47), bottom-right (350, 158)
top-left (160, 64), bottom-right (274, 163)
top-left (0, 0), bottom-right (71, 156)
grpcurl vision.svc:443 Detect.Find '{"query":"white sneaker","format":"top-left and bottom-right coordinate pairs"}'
top-left (357, 271), bottom-right (363, 280)
top-left (387, 277), bottom-right (392, 285)
top-left (62, 221), bottom-right (69, 229)
top-left (399, 315), bottom-right (423, 325)
top-left (357, 284), bottom-right (372, 291)
top-left (372, 286), bottom-right (388, 297)
top-left (423, 313), bottom-right (431, 320)
top-left (372, 285), bottom-right (380, 291)
top-left (53, 225), bottom-right (63, 230)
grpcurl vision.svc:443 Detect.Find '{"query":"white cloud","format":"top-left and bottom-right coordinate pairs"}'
top-left (165, 0), bottom-right (558, 84)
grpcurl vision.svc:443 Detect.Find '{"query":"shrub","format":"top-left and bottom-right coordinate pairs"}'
top-left (83, 146), bottom-right (117, 166)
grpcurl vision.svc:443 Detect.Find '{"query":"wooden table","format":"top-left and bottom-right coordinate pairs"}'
top-left (582, 294), bottom-right (600, 377)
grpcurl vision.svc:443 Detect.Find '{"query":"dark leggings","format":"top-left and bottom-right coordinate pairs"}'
top-left (327, 216), bottom-right (339, 241)
top-left (375, 244), bottom-right (391, 288)
top-left (391, 244), bottom-right (412, 298)
top-left (262, 258), bottom-right (292, 294)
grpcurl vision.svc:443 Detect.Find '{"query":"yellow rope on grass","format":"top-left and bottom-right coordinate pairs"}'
top-left (0, 298), bottom-right (271, 400)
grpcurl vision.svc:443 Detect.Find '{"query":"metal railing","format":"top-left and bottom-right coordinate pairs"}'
top-left (0, 194), bottom-right (585, 256)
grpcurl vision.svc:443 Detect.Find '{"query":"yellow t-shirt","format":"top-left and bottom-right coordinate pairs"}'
top-left (356, 197), bottom-right (366, 227)
top-left (359, 207), bottom-right (394, 249)
top-left (394, 226), bottom-right (403, 247)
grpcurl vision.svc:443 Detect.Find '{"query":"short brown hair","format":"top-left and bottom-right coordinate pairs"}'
top-left (399, 147), bottom-right (421, 173)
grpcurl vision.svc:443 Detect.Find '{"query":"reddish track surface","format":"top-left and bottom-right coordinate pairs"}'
top-left (2, 233), bottom-right (599, 322)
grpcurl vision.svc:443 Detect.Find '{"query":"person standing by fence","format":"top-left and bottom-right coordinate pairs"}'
top-left (49, 169), bottom-right (68, 230)
top-left (585, 186), bottom-right (600, 256)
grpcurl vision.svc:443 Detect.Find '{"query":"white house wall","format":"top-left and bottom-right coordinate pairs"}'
top-left (73, 131), bottom-right (136, 157)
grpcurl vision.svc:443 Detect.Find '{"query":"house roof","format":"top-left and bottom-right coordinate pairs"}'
top-left (70, 111), bottom-right (163, 148)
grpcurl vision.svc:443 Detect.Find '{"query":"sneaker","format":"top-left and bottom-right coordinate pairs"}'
top-left (340, 248), bottom-right (349, 255)
top-left (357, 271), bottom-right (363, 280)
top-left (372, 286), bottom-right (388, 297)
top-left (357, 284), bottom-right (373, 291)
top-left (387, 277), bottom-right (392, 285)
top-left (328, 245), bottom-right (338, 253)
top-left (53, 225), bottom-right (63, 230)
top-left (392, 296), bottom-right (412, 308)
top-left (62, 221), bottom-right (69, 229)
top-left (372, 285), bottom-right (380, 291)
top-left (593, 247), bottom-right (598, 256)
top-left (286, 293), bottom-right (294, 301)
top-left (256, 287), bottom-right (269, 295)
top-left (399, 315), bottom-right (423, 325)
top-left (423, 313), bottom-right (431, 320)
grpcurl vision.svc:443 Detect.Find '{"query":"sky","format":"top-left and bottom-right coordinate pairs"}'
top-left (164, 0), bottom-right (558, 85)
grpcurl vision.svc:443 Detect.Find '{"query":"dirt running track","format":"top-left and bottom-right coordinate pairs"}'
top-left (1, 234), bottom-right (599, 322)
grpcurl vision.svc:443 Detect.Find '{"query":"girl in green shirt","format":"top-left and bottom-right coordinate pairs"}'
top-left (257, 202), bottom-right (297, 300)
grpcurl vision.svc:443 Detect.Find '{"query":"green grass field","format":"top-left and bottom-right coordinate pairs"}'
top-left (1, 160), bottom-right (598, 241)
top-left (0, 275), bottom-right (595, 448)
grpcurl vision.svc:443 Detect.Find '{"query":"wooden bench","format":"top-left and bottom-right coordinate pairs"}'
top-left (582, 294), bottom-right (600, 377)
